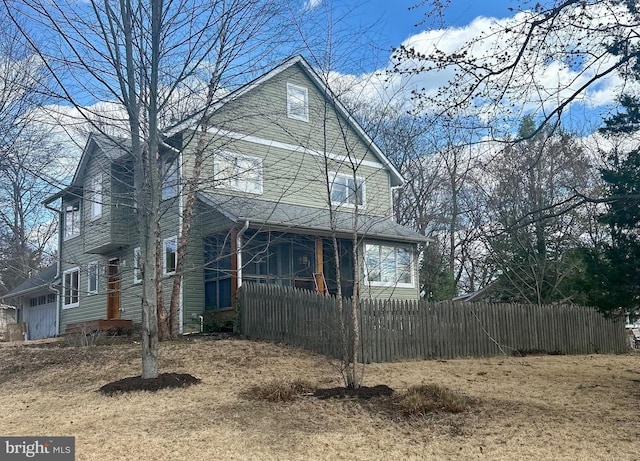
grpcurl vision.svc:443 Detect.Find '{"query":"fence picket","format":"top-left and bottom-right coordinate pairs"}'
top-left (236, 283), bottom-right (628, 363)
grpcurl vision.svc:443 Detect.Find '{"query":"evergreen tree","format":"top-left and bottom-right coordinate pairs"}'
top-left (585, 96), bottom-right (640, 313)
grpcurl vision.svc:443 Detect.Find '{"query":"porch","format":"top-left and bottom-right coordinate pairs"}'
top-left (204, 230), bottom-right (354, 310)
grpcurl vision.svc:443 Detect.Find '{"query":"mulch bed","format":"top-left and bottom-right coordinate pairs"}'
top-left (313, 384), bottom-right (394, 400)
top-left (99, 372), bottom-right (200, 395)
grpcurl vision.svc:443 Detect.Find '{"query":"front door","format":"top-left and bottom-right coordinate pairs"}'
top-left (107, 258), bottom-right (121, 319)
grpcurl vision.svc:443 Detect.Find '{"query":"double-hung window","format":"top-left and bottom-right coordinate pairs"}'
top-left (330, 172), bottom-right (365, 207)
top-left (214, 152), bottom-right (263, 195)
top-left (63, 267), bottom-right (80, 308)
top-left (287, 83), bottom-right (308, 122)
top-left (64, 201), bottom-right (81, 240)
top-left (364, 243), bottom-right (413, 287)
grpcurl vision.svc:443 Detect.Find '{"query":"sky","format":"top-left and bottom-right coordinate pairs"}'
top-left (356, 0), bottom-right (516, 51)
top-left (314, 0), bottom-right (629, 137)
top-left (27, 0), bottom-right (632, 159)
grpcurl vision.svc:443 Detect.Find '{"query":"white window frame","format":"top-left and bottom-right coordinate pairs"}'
top-left (87, 261), bottom-right (99, 295)
top-left (330, 172), bottom-right (365, 208)
top-left (64, 201), bottom-right (81, 240)
top-left (88, 174), bottom-right (103, 220)
top-left (133, 247), bottom-right (142, 284)
top-left (287, 83), bottom-right (309, 122)
top-left (163, 236), bottom-right (177, 276)
top-left (162, 156), bottom-right (179, 200)
top-left (63, 267), bottom-right (80, 308)
top-left (214, 151), bottom-right (263, 195)
top-left (363, 243), bottom-right (414, 288)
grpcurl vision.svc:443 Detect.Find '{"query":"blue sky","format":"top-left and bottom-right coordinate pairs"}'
top-left (337, 0), bottom-right (519, 53)
top-left (319, 0), bottom-right (624, 135)
top-left (364, 0), bottom-right (516, 48)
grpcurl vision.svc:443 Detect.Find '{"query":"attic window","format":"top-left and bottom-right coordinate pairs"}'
top-left (287, 83), bottom-right (308, 122)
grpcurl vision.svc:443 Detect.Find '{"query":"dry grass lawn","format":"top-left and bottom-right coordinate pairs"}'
top-left (1, 335), bottom-right (639, 460)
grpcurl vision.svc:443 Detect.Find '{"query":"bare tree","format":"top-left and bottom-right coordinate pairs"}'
top-left (3, 0), bottom-right (286, 378)
top-left (480, 118), bottom-right (598, 304)
top-left (0, 13), bottom-right (57, 294)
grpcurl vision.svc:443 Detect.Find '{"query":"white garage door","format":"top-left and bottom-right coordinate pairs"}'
top-left (24, 303), bottom-right (57, 340)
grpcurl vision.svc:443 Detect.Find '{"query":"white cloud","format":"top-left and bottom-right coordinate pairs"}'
top-left (304, 0), bottom-right (322, 11)
top-left (328, 2), bottom-right (637, 134)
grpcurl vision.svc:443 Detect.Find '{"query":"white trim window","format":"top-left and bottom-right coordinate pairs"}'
top-left (87, 261), bottom-right (99, 294)
top-left (133, 247), bottom-right (142, 284)
top-left (88, 174), bottom-right (103, 220)
top-left (163, 236), bottom-right (177, 276)
top-left (364, 243), bottom-right (414, 287)
top-left (63, 267), bottom-right (80, 308)
top-left (287, 83), bottom-right (309, 122)
top-left (162, 156), bottom-right (179, 199)
top-left (214, 152), bottom-right (263, 195)
top-left (64, 201), bottom-right (81, 240)
top-left (330, 172), bottom-right (365, 207)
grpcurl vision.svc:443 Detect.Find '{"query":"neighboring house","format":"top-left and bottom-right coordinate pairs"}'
top-left (1, 265), bottom-right (58, 340)
top-left (44, 55), bottom-right (428, 335)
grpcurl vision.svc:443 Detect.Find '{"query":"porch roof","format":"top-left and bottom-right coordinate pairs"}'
top-left (197, 192), bottom-right (429, 244)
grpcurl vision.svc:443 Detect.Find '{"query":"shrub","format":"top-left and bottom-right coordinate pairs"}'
top-left (398, 383), bottom-right (471, 416)
top-left (243, 378), bottom-right (316, 402)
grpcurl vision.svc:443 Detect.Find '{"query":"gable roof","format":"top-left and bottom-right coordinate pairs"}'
top-left (167, 55), bottom-right (404, 187)
top-left (44, 133), bottom-right (130, 205)
top-left (198, 191), bottom-right (428, 243)
top-left (2, 264), bottom-right (58, 300)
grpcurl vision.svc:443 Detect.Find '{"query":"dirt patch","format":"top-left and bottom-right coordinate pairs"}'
top-left (98, 372), bottom-right (201, 395)
top-left (313, 384), bottom-right (394, 400)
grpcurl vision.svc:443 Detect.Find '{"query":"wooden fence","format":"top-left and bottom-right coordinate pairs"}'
top-left (237, 283), bottom-right (628, 362)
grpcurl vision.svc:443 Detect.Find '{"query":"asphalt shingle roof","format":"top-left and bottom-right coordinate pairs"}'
top-left (3, 264), bottom-right (58, 299)
top-left (198, 192), bottom-right (428, 243)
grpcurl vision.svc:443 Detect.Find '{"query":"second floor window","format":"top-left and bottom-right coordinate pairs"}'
top-left (162, 157), bottom-right (179, 199)
top-left (330, 173), bottom-right (364, 207)
top-left (214, 152), bottom-right (263, 195)
top-left (88, 174), bottom-right (102, 220)
top-left (64, 201), bottom-right (81, 240)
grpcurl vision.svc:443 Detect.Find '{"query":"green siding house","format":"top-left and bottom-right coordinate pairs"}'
top-left (45, 55), bottom-right (428, 335)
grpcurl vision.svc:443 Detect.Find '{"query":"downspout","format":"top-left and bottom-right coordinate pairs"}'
top-left (178, 149), bottom-right (184, 334)
top-left (48, 283), bottom-right (59, 339)
top-left (45, 200), bottom-right (62, 337)
top-left (236, 220), bottom-right (250, 290)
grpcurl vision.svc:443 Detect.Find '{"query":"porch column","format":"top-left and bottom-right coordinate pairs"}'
top-left (314, 237), bottom-right (326, 294)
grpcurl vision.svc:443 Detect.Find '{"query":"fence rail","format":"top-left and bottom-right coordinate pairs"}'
top-left (237, 283), bottom-right (628, 362)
